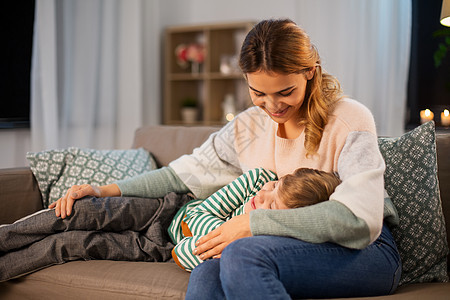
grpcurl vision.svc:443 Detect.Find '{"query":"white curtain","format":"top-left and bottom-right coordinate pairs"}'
top-left (30, 0), bottom-right (411, 156)
top-left (31, 0), bottom-right (144, 152)
top-left (296, 0), bottom-right (412, 136)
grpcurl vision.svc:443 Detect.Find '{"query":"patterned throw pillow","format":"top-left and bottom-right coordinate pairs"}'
top-left (378, 121), bottom-right (449, 286)
top-left (27, 147), bottom-right (157, 208)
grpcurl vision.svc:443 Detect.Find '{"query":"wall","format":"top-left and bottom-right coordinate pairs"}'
top-left (0, 129), bottom-right (31, 168)
top-left (0, 0), bottom-right (301, 169)
top-left (0, 0), bottom-right (410, 168)
top-left (159, 0), bottom-right (298, 25)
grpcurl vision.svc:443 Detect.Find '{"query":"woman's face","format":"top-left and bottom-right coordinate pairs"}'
top-left (245, 180), bottom-right (289, 213)
top-left (246, 70), bottom-right (313, 126)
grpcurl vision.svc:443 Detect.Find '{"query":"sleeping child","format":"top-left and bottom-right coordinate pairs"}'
top-left (168, 167), bottom-right (341, 271)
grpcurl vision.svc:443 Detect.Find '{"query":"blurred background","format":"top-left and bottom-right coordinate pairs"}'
top-left (0, 0), bottom-right (448, 168)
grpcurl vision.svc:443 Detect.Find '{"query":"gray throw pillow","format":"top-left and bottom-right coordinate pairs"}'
top-left (378, 121), bottom-right (449, 285)
top-left (27, 147), bottom-right (157, 208)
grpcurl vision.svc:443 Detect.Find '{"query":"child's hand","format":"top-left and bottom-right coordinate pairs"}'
top-left (49, 184), bottom-right (102, 218)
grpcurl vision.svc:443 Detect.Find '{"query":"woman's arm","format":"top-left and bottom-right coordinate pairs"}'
top-left (168, 119), bottom-right (243, 199)
top-left (194, 131), bottom-right (385, 258)
top-left (249, 131), bottom-right (385, 248)
top-left (115, 166), bottom-right (190, 197)
top-left (194, 214), bottom-right (251, 260)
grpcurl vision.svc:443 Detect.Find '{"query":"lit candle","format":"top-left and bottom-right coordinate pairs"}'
top-left (441, 109), bottom-right (450, 127)
top-left (420, 109), bottom-right (434, 124)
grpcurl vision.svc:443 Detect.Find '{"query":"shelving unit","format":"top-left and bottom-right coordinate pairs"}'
top-left (164, 21), bottom-right (255, 125)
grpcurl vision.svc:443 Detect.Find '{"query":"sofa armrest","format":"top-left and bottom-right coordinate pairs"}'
top-left (436, 133), bottom-right (450, 273)
top-left (0, 167), bottom-right (43, 225)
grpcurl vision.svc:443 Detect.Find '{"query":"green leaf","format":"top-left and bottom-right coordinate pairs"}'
top-left (434, 43), bottom-right (448, 68)
top-left (433, 28), bottom-right (450, 38)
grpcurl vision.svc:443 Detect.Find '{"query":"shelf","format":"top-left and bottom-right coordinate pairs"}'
top-left (168, 72), bottom-right (244, 81)
top-left (208, 72), bottom-right (244, 80)
top-left (168, 73), bottom-right (205, 81)
top-left (164, 21), bottom-right (255, 125)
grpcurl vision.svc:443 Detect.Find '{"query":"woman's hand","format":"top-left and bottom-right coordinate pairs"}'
top-left (48, 183), bottom-right (120, 218)
top-left (193, 214), bottom-right (252, 260)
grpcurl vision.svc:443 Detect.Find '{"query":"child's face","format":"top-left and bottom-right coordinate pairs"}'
top-left (245, 180), bottom-right (290, 213)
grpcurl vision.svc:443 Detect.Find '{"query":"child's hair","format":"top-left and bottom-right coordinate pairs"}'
top-left (278, 168), bottom-right (341, 208)
top-left (239, 19), bottom-right (343, 157)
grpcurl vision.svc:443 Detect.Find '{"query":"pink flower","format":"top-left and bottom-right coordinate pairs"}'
top-left (176, 43), bottom-right (205, 68)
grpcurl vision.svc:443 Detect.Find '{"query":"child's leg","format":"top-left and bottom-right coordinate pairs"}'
top-left (1, 196), bottom-right (167, 252)
top-left (0, 229), bottom-right (175, 282)
top-left (0, 193), bottom-right (190, 282)
top-left (172, 236), bottom-right (203, 271)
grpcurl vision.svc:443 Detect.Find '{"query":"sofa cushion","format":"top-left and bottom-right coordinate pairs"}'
top-left (132, 125), bottom-right (219, 167)
top-left (378, 121), bottom-right (449, 285)
top-left (0, 260), bottom-right (190, 299)
top-left (27, 148), bottom-right (157, 207)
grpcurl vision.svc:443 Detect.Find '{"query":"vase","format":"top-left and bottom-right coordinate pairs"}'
top-left (191, 62), bottom-right (200, 74)
top-left (181, 107), bottom-right (198, 124)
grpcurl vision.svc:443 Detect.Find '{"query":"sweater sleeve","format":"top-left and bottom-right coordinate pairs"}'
top-left (169, 119), bottom-right (243, 199)
top-left (115, 166), bottom-right (190, 198)
top-left (250, 131), bottom-right (385, 249)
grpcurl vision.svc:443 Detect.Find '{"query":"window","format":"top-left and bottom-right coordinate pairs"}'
top-left (0, 1), bottom-right (35, 129)
top-left (407, 0), bottom-right (450, 129)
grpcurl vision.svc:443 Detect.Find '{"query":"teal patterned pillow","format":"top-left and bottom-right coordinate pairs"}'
top-left (27, 147), bottom-right (157, 208)
top-left (378, 121), bottom-right (449, 285)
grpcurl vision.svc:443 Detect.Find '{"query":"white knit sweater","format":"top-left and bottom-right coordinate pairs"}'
top-left (169, 99), bottom-right (394, 248)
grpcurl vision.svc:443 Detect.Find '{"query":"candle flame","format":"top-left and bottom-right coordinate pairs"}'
top-left (425, 109), bottom-right (431, 117)
top-left (445, 109), bottom-right (449, 117)
top-left (225, 113), bottom-right (235, 122)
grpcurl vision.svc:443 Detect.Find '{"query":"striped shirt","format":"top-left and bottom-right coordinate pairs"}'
top-left (168, 167), bottom-right (277, 271)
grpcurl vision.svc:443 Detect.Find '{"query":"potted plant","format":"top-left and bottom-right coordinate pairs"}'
top-left (181, 97), bottom-right (198, 124)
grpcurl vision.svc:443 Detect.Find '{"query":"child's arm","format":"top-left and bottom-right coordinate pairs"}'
top-left (171, 168), bottom-right (277, 272)
top-left (184, 168), bottom-right (277, 236)
top-left (172, 168), bottom-right (276, 271)
top-left (172, 235), bottom-right (203, 271)
top-left (168, 199), bottom-right (204, 244)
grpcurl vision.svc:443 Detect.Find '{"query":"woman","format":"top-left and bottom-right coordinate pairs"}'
top-left (51, 19), bottom-right (400, 299)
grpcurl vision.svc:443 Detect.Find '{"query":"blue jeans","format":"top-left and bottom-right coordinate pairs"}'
top-left (186, 224), bottom-right (401, 300)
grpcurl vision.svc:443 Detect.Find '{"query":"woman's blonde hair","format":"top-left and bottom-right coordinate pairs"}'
top-left (239, 19), bottom-right (343, 156)
top-left (278, 168), bottom-right (341, 208)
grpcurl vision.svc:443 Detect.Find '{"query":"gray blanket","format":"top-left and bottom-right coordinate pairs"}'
top-left (0, 193), bottom-right (191, 281)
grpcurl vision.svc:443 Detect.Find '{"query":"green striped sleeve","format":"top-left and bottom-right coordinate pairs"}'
top-left (172, 236), bottom-right (203, 271)
top-left (184, 168), bottom-right (277, 237)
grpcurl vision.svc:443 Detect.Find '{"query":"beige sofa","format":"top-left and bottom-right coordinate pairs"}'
top-left (0, 125), bottom-right (449, 299)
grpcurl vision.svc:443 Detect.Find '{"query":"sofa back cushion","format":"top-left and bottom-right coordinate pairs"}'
top-left (132, 125), bottom-right (219, 167)
top-left (378, 122), bottom-right (448, 285)
top-left (27, 148), bottom-right (157, 208)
